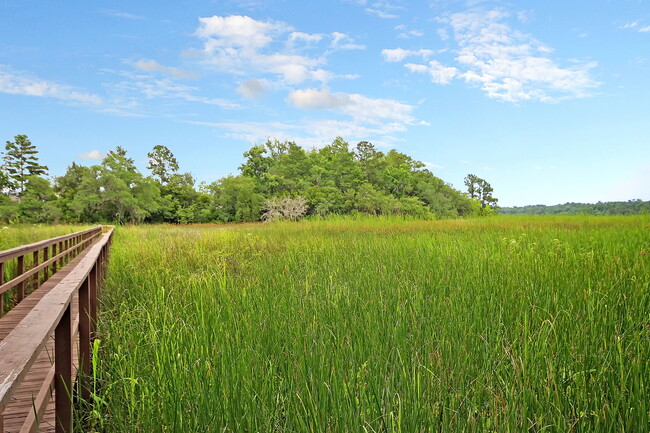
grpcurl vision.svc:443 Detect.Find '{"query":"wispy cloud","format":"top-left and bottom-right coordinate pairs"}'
top-left (387, 8), bottom-right (600, 102)
top-left (366, 8), bottom-right (398, 19)
top-left (100, 9), bottom-right (145, 20)
top-left (192, 15), bottom-right (364, 85)
top-left (621, 21), bottom-right (650, 33)
top-left (405, 60), bottom-right (458, 84)
top-left (237, 78), bottom-right (268, 99)
top-left (286, 88), bottom-right (415, 125)
top-left (362, 1), bottom-right (404, 19)
top-left (382, 48), bottom-right (433, 62)
top-left (113, 71), bottom-right (239, 109)
top-left (78, 150), bottom-right (106, 160)
top-left (188, 118), bottom-right (410, 149)
top-left (133, 59), bottom-right (199, 79)
top-left (0, 66), bottom-right (103, 105)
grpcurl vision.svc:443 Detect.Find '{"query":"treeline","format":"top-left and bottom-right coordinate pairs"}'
top-left (499, 200), bottom-right (650, 215)
top-left (1, 135), bottom-right (495, 224)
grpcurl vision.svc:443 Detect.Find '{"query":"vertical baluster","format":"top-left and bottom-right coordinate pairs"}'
top-left (32, 250), bottom-right (39, 292)
top-left (52, 243), bottom-right (58, 274)
top-left (79, 276), bottom-right (91, 401)
top-left (17, 255), bottom-right (25, 303)
top-left (0, 261), bottom-right (4, 317)
top-left (55, 304), bottom-right (73, 433)
top-left (43, 246), bottom-right (49, 283)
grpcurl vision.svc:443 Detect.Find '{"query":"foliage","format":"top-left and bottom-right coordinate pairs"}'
top-left (1, 135), bottom-right (489, 224)
top-left (2, 135), bottom-right (48, 197)
top-left (500, 200), bottom-right (650, 215)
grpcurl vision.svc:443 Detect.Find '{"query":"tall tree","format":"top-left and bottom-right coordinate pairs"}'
top-left (3, 135), bottom-right (48, 196)
top-left (464, 174), bottom-right (498, 210)
top-left (147, 145), bottom-right (179, 185)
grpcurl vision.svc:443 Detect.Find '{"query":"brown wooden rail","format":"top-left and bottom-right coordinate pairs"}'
top-left (0, 226), bottom-right (114, 433)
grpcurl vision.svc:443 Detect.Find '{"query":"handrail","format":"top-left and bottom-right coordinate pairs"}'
top-left (0, 226), bottom-right (101, 262)
top-left (0, 226), bottom-right (114, 433)
top-left (0, 226), bottom-right (102, 317)
top-left (0, 230), bottom-right (102, 295)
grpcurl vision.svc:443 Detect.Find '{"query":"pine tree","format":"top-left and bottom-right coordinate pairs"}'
top-left (3, 135), bottom-right (48, 197)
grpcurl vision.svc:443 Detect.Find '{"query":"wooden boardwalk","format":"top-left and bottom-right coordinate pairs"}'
top-left (0, 251), bottom-right (86, 432)
top-left (0, 227), bottom-right (113, 433)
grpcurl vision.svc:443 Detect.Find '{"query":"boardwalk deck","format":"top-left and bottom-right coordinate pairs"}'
top-left (0, 247), bottom-right (89, 433)
top-left (0, 227), bottom-right (112, 433)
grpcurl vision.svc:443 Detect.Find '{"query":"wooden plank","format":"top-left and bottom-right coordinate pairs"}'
top-left (0, 230), bottom-right (112, 414)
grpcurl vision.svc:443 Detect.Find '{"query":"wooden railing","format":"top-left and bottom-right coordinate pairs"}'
top-left (0, 226), bottom-right (114, 433)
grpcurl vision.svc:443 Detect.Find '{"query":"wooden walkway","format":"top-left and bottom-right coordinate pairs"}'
top-left (0, 227), bottom-right (113, 433)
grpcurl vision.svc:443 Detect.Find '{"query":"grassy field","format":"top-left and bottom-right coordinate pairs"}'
top-left (85, 216), bottom-right (650, 432)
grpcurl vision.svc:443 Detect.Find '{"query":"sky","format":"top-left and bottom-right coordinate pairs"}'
top-left (0, 0), bottom-right (649, 207)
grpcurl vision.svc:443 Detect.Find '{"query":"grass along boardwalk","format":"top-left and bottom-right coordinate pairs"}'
top-left (0, 226), bottom-right (113, 433)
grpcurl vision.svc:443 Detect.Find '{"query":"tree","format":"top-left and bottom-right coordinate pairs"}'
top-left (147, 145), bottom-right (179, 185)
top-left (3, 135), bottom-right (48, 197)
top-left (464, 174), bottom-right (498, 210)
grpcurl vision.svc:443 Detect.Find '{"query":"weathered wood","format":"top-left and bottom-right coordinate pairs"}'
top-left (89, 264), bottom-right (98, 339)
top-left (54, 305), bottom-right (72, 433)
top-left (0, 227), bottom-right (113, 433)
top-left (52, 244), bottom-right (57, 274)
top-left (0, 232), bottom-right (101, 296)
top-left (0, 227), bottom-right (101, 263)
top-left (17, 256), bottom-right (24, 303)
top-left (78, 276), bottom-right (91, 401)
top-left (42, 247), bottom-right (49, 283)
top-left (0, 261), bottom-right (4, 318)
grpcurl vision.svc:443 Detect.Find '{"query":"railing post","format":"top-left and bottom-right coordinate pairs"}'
top-left (79, 276), bottom-right (91, 401)
top-left (55, 304), bottom-right (73, 433)
top-left (43, 246), bottom-right (50, 283)
top-left (89, 263), bottom-right (98, 338)
top-left (32, 250), bottom-right (39, 292)
top-left (17, 255), bottom-right (25, 302)
top-left (0, 261), bottom-right (4, 317)
top-left (52, 243), bottom-right (58, 274)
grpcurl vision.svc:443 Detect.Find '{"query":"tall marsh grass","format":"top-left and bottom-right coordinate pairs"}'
top-left (93, 216), bottom-right (649, 432)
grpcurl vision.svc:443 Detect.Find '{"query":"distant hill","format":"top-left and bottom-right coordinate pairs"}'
top-left (499, 200), bottom-right (650, 215)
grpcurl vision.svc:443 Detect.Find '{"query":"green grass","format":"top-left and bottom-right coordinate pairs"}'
top-left (90, 216), bottom-right (649, 432)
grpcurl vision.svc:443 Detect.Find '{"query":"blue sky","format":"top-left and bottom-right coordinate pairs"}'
top-left (1, 0), bottom-right (649, 206)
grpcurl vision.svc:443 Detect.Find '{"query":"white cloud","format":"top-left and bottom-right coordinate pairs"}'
top-left (286, 88), bottom-right (415, 124)
top-left (237, 78), bottom-right (268, 99)
top-left (366, 8), bottom-right (398, 19)
top-left (188, 118), bottom-right (408, 149)
top-left (134, 59), bottom-right (198, 79)
top-left (382, 48), bottom-right (433, 62)
top-left (398, 29), bottom-right (424, 39)
top-left (101, 9), bottom-right (145, 20)
top-left (423, 161), bottom-right (444, 169)
top-left (388, 9), bottom-right (599, 102)
top-left (114, 72), bottom-right (239, 109)
top-left (78, 150), bottom-right (106, 160)
top-left (194, 16), bottom-right (363, 85)
top-left (622, 21), bottom-right (650, 33)
top-left (0, 66), bottom-right (102, 105)
top-left (289, 32), bottom-right (323, 43)
top-left (446, 9), bottom-right (600, 102)
top-left (405, 60), bottom-right (458, 84)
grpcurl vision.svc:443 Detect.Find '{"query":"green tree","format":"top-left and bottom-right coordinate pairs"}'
top-left (3, 135), bottom-right (48, 197)
top-left (147, 145), bottom-right (179, 185)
